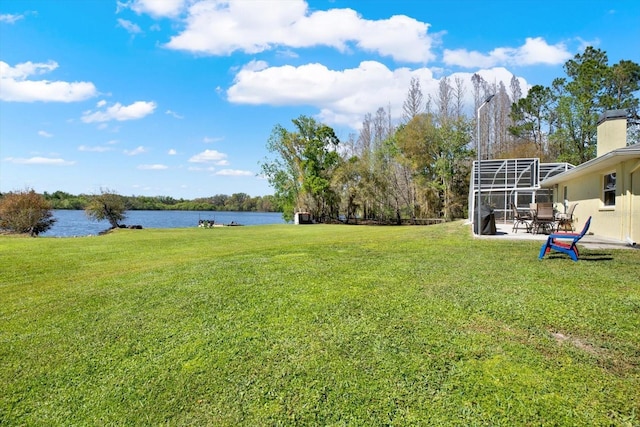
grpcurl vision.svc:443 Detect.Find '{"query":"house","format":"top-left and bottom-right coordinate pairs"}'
top-left (541, 110), bottom-right (640, 245)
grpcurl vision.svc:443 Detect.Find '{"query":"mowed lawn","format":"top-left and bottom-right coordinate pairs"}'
top-left (1, 222), bottom-right (639, 426)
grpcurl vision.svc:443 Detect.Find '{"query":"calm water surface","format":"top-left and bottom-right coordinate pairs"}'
top-left (42, 210), bottom-right (287, 237)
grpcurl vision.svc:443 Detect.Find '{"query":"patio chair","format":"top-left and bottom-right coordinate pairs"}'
top-left (556, 203), bottom-right (578, 232)
top-left (532, 202), bottom-right (555, 234)
top-left (511, 203), bottom-right (531, 233)
top-left (538, 216), bottom-right (592, 262)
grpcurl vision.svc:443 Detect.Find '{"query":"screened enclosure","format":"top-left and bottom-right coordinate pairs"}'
top-left (469, 158), bottom-right (574, 223)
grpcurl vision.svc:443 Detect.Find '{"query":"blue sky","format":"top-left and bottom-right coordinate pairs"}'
top-left (1, 0), bottom-right (638, 199)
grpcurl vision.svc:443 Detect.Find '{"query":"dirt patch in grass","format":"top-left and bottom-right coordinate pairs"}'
top-left (550, 331), bottom-right (637, 374)
top-left (551, 332), bottom-right (600, 355)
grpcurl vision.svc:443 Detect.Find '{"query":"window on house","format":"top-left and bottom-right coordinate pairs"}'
top-left (603, 172), bottom-right (616, 206)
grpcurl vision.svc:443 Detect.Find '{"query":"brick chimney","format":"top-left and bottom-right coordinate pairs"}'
top-left (597, 109), bottom-right (627, 157)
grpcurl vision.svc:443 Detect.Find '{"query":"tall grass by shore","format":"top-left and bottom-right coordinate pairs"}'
top-left (1, 222), bottom-right (639, 425)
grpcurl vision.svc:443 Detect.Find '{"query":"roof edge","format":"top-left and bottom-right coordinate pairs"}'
top-left (541, 143), bottom-right (640, 187)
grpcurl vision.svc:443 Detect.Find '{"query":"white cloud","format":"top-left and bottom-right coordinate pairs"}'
top-left (165, 109), bottom-right (184, 119)
top-left (443, 37), bottom-right (572, 68)
top-left (163, 0), bottom-right (435, 62)
top-left (188, 149), bottom-right (228, 165)
top-left (228, 60), bottom-right (432, 128)
top-left (127, 0), bottom-right (187, 17)
top-left (124, 146), bottom-right (148, 156)
top-left (78, 145), bottom-right (113, 152)
top-left (575, 36), bottom-right (598, 53)
top-left (228, 60), bottom-right (530, 130)
top-left (5, 156), bottom-right (75, 166)
top-left (81, 100), bottom-right (157, 123)
top-left (38, 130), bottom-right (53, 138)
top-left (0, 13), bottom-right (25, 24)
top-left (0, 60), bottom-right (97, 102)
top-left (117, 18), bottom-right (142, 34)
top-left (515, 37), bottom-right (573, 65)
top-left (0, 60), bottom-right (57, 78)
top-left (168, 148), bottom-right (177, 155)
top-left (215, 169), bottom-right (253, 177)
top-left (138, 164), bottom-right (168, 170)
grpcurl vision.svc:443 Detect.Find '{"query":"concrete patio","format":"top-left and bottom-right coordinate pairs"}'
top-left (471, 219), bottom-right (638, 251)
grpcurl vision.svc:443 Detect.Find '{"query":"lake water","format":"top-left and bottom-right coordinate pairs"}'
top-left (42, 210), bottom-right (287, 237)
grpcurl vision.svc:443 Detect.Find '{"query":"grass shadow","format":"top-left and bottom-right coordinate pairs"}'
top-left (579, 252), bottom-right (615, 262)
top-left (544, 252), bottom-right (614, 262)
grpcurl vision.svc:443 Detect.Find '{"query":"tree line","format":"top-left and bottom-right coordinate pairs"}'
top-left (261, 47), bottom-right (639, 223)
top-left (0, 188), bottom-right (281, 236)
top-left (39, 191), bottom-right (281, 212)
top-left (509, 47), bottom-right (640, 164)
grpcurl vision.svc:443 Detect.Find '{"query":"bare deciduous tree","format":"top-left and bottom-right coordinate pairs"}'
top-left (402, 77), bottom-right (424, 123)
top-left (510, 75), bottom-right (522, 104)
top-left (436, 76), bottom-right (453, 125)
top-left (453, 76), bottom-right (466, 119)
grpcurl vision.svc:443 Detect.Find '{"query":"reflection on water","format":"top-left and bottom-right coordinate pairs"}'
top-left (42, 210), bottom-right (287, 237)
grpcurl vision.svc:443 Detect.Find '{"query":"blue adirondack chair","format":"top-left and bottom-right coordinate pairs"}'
top-left (539, 216), bottom-right (592, 262)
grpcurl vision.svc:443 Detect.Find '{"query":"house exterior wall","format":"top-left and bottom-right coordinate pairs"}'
top-left (631, 167), bottom-right (640, 244)
top-left (554, 158), bottom-right (640, 243)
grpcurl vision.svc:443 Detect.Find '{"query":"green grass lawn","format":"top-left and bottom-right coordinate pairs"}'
top-left (1, 222), bottom-right (639, 426)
